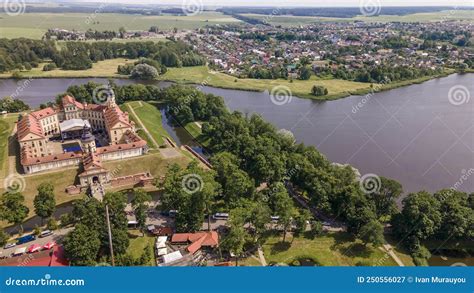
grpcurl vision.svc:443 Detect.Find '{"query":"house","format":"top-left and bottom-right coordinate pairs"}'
top-left (171, 231), bottom-right (219, 254)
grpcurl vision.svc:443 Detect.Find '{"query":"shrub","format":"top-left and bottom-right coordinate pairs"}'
top-left (130, 64), bottom-right (159, 80)
top-left (43, 63), bottom-right (57, 71)
top-left (311, 85), bottom-right (328, 96)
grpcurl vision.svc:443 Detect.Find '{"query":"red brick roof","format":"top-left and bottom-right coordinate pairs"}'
top-left (62, 95), bottom-right (84, 109)
top-left (30, 107), bottom-right (57, 120)
top-left (95, 139), bottom-right (146, 155)
top-left (104, 106), bottom-right (131, 129)
top-left (171, 231), bottom-right (219, 254)
top-left (21, 147), bottom-right (82, 166)
top-left (17, 114), bottom-right (44, 141)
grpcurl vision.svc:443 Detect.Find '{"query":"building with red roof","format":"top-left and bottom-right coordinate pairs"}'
top-left (171, 231), bottom-right (219, 254)
top-left (18, 88), bottom-right (148, 175)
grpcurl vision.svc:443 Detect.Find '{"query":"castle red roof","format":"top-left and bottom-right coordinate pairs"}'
top-left (30, 107), bottom-right (57, 120)
top-left (17, 114), bottom-right (44, 141)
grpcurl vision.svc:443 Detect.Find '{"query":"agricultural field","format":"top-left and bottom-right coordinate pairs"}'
top-left (242, 10), bottom-right (474, 26)
top-left (0, 12), bottom-right (241, 39)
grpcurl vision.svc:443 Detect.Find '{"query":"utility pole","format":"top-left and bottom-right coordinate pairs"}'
top-left (105, 204), bottom-right (115, 266)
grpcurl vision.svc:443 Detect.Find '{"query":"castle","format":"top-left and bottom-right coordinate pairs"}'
top-left (17, 89), bottom-right (148, 181)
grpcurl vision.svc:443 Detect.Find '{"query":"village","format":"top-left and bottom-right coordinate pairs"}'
top-left (188, 20), bottom-right (472, 79)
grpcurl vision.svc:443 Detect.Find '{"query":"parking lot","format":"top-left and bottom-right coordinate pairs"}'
top-left (0, 227), bottom-right (72, 260)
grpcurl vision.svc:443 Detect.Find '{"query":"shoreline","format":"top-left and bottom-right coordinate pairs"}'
top-left (0, 69), bottom-right (468, 102)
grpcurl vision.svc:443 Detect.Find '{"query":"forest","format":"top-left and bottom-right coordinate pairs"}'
top-left (0, 38), bottom-right (205, 73)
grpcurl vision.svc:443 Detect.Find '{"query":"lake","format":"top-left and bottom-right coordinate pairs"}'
top-left (1, 73), bottom-right (472, 194)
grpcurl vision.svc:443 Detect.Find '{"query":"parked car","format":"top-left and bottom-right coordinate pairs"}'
top-left (39, 230), bottom-right (53, 238)
top-left (16, 234), bottom-right (36, 245)
top-left (3, 243), bottom-right (16, 250)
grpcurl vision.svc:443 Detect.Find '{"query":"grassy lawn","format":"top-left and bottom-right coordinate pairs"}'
top-left (159, 66), bottom-right (372, 100)
top-left (0, 12), bottom-right (241, 39)
top-left (0, 152), bottom-right (190, 228)
top-left (184, 122), bottom-right (202, 138)
top-left (0, 59), bottom-right (134, 79)
top-left (124, 101), bottom-right (171, 146)
top-left (103, 152), bottom-right (190, 179)
top-left (127, 230), bottom-right (156, 266)
top-left (0, 115), bottom-right (17, 178)
top-left (240, 254), bottom-right (262, 266)
top-left (261, 232), bottom-right (401, 266)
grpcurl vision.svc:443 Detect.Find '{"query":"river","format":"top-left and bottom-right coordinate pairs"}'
top-left (0, 73), bottom-right (473, 194)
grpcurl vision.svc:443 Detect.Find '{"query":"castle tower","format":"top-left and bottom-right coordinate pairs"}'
top-left (81, 125), bottom-right (96, 154)
top-left (106, 84), bottom-right (116, 108)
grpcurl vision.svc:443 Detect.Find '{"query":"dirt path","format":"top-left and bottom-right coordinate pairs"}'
top-left (127, 103), bottom-right (159, 149)
top-left (382, 244), bottom-right (405, 266)
top-left (257, 246), bottom-right (267, 266)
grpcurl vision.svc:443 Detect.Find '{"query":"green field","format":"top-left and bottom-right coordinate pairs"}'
top-left (0, 12), bottom-right (240, 39)
top-left (0, 115), bottom-right (17, 179)
top-left (160, 65), bottom-right (372, 100)
top-left (261, 232), bottom-right (408, 266)
top-left (242, 10), bottom-right (474, 26)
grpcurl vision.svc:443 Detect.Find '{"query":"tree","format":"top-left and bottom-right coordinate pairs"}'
top-left (367, 177), bottom-right (402, 221)
top-left (358, 220), bottom-right (384, 247)
top-left (47, 218), bottom-right (59, 231)
top-left (434, 189), bottom-right (473, 239)
top-left (0, 229), bottom-right (9, 247)
top-left (211, 152), bottom-right (254, 208)
top-left (64, 224), bottom-right (101, 266)
top-left (0, 192), bottom-right (29, 233)
top-left (295, 209), bottom-right (312, 235)
top-left (33, 182), bottom-right (56, 225)
top-left (309, 220), bottom-right (323, 238)
top-left (130, 64), bottom-right (159, 80)
top-left (270, 182), bottom-right (295, 242)
top-left (118, 27), bottom-right (126, 38)
top-left (391, 191), bottom-right (442, 249)
top-left (222, 223), bottom-right (246, 266)
top-left (132, 188), bottom-right (151, 236)
top-left (134, 204), bottom-right (147, 236)
top-left (298, 66), bottom-right (312, 80)
top-left (311, 85), bottom-right (328, 96)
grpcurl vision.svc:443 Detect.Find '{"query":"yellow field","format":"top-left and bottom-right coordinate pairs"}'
top-left (0, 58), bottom-right (134, 78)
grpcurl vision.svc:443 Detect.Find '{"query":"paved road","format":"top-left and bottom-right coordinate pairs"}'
top-left (0, 227), bottom-right (72, 259)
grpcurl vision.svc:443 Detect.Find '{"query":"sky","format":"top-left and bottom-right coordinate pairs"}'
top-left (43, 0), bottom-right (474, 7)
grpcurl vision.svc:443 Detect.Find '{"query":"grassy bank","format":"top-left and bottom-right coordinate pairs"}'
top-left (0, 116), bottom-right (16, 178)
top-left (124, 101), bottom-right (170, 146)
top-left (159, 66), bottom-right (372, 100)
top-left (0, 62), bottom-right (464, 102)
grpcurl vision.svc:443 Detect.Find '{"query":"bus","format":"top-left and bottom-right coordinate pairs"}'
top-left (16, 234), bottom-right (36, 245)
top-left (212, 213), bottom-right (229, 220)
